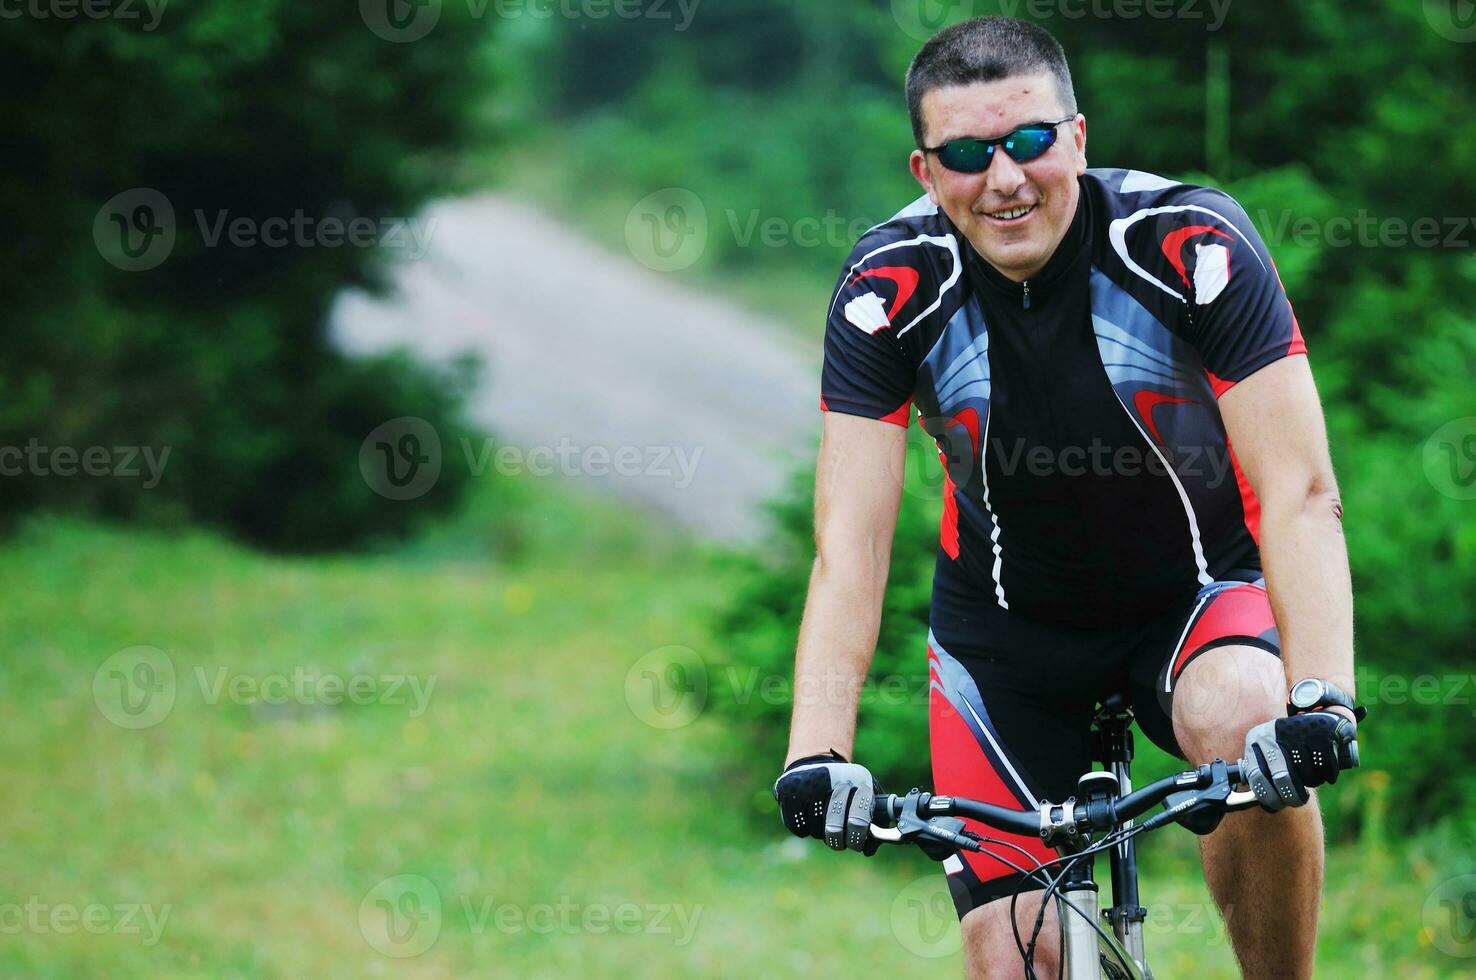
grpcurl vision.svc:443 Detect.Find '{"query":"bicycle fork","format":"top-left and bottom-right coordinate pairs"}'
top-left (1057, 845), bottom-right (1146, 980)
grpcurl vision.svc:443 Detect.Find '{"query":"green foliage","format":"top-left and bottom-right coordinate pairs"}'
top-left (0, 2), bottom-right (491, 548)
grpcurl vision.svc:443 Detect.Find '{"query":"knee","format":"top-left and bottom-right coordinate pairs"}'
top-left (1172, 645), bottom-right (1284, 763)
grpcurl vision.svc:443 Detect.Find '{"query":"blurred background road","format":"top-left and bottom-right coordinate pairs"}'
top-left (332, 194), bottom-right (819, 543)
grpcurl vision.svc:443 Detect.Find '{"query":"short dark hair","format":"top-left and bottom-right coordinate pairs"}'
top-left (905, 17), bottom-right (1077, 147)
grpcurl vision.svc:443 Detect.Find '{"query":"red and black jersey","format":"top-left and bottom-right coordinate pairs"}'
top-left (820, 169), bottom-right (1307, 627)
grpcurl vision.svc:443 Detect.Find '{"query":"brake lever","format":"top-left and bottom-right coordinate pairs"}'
top-left (867, 789), bottom-right (982, 852)
top-left (1142, 758), bottom-right (1235, 834)
top-left (919, 817), bottom-right (983, 853)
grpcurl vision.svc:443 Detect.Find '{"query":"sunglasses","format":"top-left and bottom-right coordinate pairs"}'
top-left (923, 116), bottom-right (1075, 174)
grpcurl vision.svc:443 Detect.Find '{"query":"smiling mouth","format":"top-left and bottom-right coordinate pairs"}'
top-left (982, 203), bottom-right (1037, 223)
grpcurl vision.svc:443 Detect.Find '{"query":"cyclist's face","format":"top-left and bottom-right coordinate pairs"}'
top-left (910, 74), bottom-right (1086, 283)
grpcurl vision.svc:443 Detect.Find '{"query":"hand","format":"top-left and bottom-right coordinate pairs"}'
top-left (773, 751), bottom-right (885, 855)
top-left (1241, 711), bottom-right (1359, 811)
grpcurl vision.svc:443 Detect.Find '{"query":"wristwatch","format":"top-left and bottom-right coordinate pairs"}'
top-left (1287, 677), bottom-right (1367, 721)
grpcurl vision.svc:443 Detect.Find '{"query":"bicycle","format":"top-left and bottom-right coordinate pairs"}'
top-left (867, 694), bottom-right (1337, 979)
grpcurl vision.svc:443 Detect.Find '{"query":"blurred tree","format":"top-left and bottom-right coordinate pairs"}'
top-left (0, 0), bottom-right (493, 549)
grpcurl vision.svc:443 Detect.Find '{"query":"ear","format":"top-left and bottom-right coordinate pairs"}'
top-left (1072, 114), bottom-right (1088, 175)
top-left (909, 149), bottom-right (940, 204)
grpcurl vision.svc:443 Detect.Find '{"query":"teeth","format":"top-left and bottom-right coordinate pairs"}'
top-left (988, 205), bottom-right (1034, 220)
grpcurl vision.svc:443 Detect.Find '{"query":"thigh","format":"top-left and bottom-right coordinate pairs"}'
top-left (926, 615), bottom-right (1125, 920)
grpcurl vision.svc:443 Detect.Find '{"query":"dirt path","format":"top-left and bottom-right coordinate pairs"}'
top-left (331, 194), bottom-right (820, 543)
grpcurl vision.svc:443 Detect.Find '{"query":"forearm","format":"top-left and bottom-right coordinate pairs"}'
top-left (1258, 484), bottom-right (1355, 698)
top-left (784, 551), bottom-right (890, 764)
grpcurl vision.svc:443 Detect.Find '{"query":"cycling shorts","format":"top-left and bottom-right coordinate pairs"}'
top-left (927, 572), bottom-right (1281, 919)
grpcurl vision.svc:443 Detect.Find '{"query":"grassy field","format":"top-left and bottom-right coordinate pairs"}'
top-left (0, 476), bottom-right (1466, 977)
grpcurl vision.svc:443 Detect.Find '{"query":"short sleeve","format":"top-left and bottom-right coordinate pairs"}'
top-left (1174, 188), bottom-right (1307, 393)
top-left (819, 234), bottom-right (918, 426)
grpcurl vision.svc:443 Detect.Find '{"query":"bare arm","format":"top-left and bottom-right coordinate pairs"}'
top-left (1219, 356), bottom-right (1355, 714)
top-left (783, 412), bottom-right (908, 765)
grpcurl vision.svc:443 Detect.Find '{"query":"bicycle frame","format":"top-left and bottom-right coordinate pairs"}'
top-left (1039, 698), bottom-right (1152, 979)
top-left (1094, 696), bottom-right (1150, 977)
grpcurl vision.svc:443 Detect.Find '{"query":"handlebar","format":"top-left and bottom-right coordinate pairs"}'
top-left (869, 757), bottom-right (1259, 851)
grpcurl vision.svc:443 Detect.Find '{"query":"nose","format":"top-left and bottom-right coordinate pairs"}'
top-left (984, 149), bottom-right (1028, 199)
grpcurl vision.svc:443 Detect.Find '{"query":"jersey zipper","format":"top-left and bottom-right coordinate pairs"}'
top-left (1022, 280), bottom-right (1031, 309)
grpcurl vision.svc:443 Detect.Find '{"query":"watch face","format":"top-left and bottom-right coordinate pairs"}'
top-left (1291, 679), bottom-right (1323, 708)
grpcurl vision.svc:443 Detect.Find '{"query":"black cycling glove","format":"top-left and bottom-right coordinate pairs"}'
top-left (1242, 711), bottom-right (1359, 811)
top-left (773, 751), bottom-right (885, 856)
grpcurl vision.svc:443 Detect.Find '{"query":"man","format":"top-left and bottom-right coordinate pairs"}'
top-left (772, 17), bottom-right (1362, 979)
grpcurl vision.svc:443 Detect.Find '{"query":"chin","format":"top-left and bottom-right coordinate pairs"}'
top-left (979, 241), bottom-right (1044, 275)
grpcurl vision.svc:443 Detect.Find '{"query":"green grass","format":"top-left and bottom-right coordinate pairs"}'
top-left (0, 478), bottom-right (1468, 977)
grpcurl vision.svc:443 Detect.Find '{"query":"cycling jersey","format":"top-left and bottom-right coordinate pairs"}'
top-left (821, 168), bottom-right (1306, 628)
